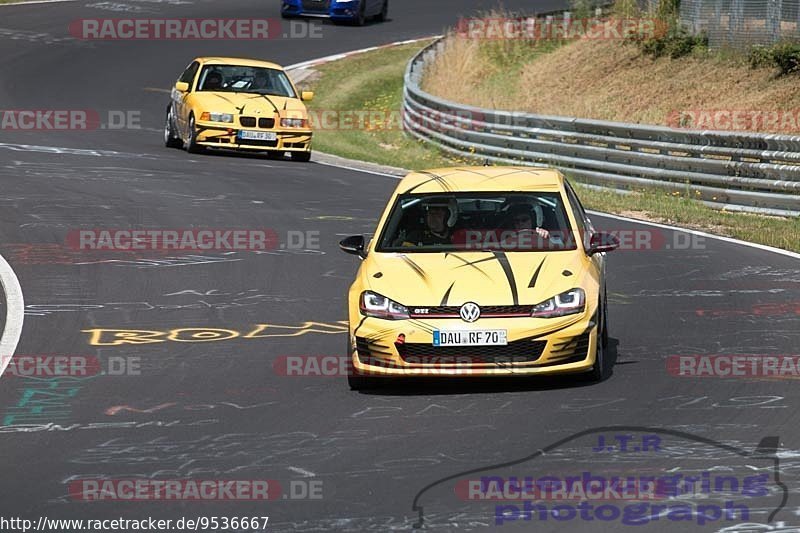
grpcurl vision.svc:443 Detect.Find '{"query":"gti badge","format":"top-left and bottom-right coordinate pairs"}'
top-left (459, 302), bottom-right (481, 323)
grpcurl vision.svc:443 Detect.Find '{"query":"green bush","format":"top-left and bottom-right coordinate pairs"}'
top-left (748, 41), bottom-right (800, 76)
top-left (613, 0), bottom-right (640, 18)
top-left (638, 24), bottom-right (708, 59)
top-left (657, 0), bottom-right (681, 20)
top-left (770, 42), bottom-right (800, 75)
top-left (619, 0), bottom-right (707, 58)
top-left (748, 45), bottom-right (773, 68)
top-left (569, 0), bottom-right (595, 21)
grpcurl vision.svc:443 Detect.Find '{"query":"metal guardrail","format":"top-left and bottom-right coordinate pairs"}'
top-left (402, 39), bottom-right (800, 217)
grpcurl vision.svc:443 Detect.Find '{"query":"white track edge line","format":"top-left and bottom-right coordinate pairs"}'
top-left (0, 0), bottom-right (76, 6)
top-left (0, 252), bottom-right (24, 377)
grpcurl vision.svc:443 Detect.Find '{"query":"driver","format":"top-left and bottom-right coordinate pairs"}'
top-left (203, 70), bottom-right (224, 91)
top-left (396, 199), bottom-right (457, 247)
top-left (250, 70), bottom-right (271, 91)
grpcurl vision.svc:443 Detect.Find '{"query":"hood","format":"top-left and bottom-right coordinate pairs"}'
top-left (363, 251), bottom-right (588, 307)
top-left (192, 92), bottom-right (307, 117)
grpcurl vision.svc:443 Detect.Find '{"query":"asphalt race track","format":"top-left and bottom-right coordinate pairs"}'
top-left (0, 1), bottom-right (798, 532)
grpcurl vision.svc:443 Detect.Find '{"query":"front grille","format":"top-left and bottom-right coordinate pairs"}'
top-left (409, 305), bottom-right (533, 318)
top-left (399, 340), bottom-right (547, 365)
top-left (301, 0), bottom-right (330, 13)
top-left (240, 116), bottom-right (276, 129)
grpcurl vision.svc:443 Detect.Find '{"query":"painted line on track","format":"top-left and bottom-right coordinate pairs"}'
top-left (313, 159), bottom-right (400, 179)
top-left (284, 36), bottom-right (439, 72)
top-left (0, 0), bottom-right (75, 6)
top-left (0, 252), bottom-right (24, 377)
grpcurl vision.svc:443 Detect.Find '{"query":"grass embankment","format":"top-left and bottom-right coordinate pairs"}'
top-left (302, 41), bottom-right (800, 252)
top-left (302, 41), bottom-right (457, 170)
top-left (422, 27), bottom-right (800, 132)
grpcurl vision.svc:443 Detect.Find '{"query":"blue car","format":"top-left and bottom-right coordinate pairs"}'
top-left (281, 0), bottom-right (388, 25)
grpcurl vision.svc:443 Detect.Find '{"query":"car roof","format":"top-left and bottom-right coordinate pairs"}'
top-left (396, 166), bottom-right (564, 194)
top-left (195, 57), bottom-right (284, 70)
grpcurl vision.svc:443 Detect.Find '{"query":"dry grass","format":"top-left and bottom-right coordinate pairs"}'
top-left (423, 32), bottom-right (800, 132)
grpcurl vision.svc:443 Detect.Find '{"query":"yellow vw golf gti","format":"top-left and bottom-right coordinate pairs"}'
top-left (165, 57), bottom-right (314, 161)
top-left (339, 166), bottom-right (620, 389)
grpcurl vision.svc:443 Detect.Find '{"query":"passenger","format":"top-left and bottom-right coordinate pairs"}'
top-left (507, 203), bottom-right (549, 239)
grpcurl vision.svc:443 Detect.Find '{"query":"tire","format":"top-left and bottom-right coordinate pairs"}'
top-left (185, 114), bottom-right (204, 154)
top-left (580, 296), bottom-right (607, 383)
top-left (164, 106), bottom-right (182, 148)
top-left (377, 0), bottom-right (388, 22)
top-left (347, 341), bottom-right (379, 390)
top-left (291, 150), bottom-right (312, 162)
top-left (601, 286), bottom-right (609, 349)
top-left (354, 0), bottom-right (366, 25)
top-left (348, 372), bottom-right (375, 391)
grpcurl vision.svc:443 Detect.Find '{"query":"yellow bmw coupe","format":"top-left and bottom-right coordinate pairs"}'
top-left (339, 166), bottom-right (620, 389)
top-left (165, 57), bottom-right (314, 161)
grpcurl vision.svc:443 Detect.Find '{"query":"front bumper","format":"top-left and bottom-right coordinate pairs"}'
top-left (282, 0), bottom-right (360, 20)
top-left (349, 312), bottom-right (598, 377)
top-left (195, 122), bottom-right (312, 152)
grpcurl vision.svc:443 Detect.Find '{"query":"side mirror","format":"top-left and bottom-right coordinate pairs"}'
top-left (301, 91), bottom-right (314, 102)
top-left (339, 235), bottom-right (366, 258)
top-left (175, 81), bottom-right (190, 93)
top-left (587, 232), bottom-right (620, 255)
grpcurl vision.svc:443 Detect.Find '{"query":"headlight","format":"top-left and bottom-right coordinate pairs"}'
top-left (531, 288), bottom-right (586, 318)
top-left (200, 112), bottom-right (234, 123)
top-left (281, 118), bottom-right (308, 128)
top-left (360, 291), bottom-right (409, 320)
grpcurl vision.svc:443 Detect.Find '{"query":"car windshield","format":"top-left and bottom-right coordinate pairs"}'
top-left (196, 65), bottom-right (296, 97)
top-left (376, 192), bottom-right (579, 253)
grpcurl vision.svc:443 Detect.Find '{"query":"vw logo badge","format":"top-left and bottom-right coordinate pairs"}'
top-left (459, 302), bottom-right (481, 323)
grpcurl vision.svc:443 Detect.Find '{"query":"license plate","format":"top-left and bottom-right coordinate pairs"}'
top-left (239, 130), bottom-right (276, 141)
top-left (433, 330), bottom-right (507, 346)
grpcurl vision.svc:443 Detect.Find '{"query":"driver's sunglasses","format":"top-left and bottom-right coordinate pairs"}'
top-left (514, 216), bottom-right (531, 223)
